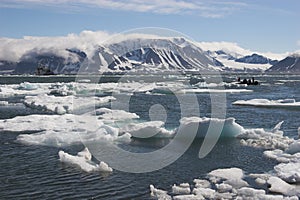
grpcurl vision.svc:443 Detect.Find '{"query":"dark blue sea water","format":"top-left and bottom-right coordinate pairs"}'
top-left (0, 74), bottom-right (300, 199)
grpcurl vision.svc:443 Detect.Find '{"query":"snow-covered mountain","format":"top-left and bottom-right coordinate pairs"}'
top-left (235, 53), bottom-right (278, 65)
top-left (2, 37), bottom-right (222, 74)
top-left (199, 43), bottom-right (284, 72)
top-left (266, 54), bottom-right (300, 73)
top-left (0, 32), bottom-right (294, 74)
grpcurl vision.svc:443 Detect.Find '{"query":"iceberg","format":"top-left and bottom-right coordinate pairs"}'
top-left (179, 117), bottom-right (245, 138)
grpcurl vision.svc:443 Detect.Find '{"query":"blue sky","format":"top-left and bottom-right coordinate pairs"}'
top-left (0, 0), bottom-right (299, 53)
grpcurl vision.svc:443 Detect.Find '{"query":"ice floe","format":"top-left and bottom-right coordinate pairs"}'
top-left (150, 167), bottom-right (300, 199)
top-left (274, 162), bottom-right (300, 183)
top-left (58, 147), bottom-right (113, 173)
top-left (23, 94), bottom-right (115, 114)
top-left (238, 121), bottom-right (294, 150)
top-left (95, 107), bottom-right (139, 122)
top-left (171, 183), bottom-right (191, 195)
top-left (181, 88), bottom-right (253, 94)
top-left (0, 114), bottom-right (131, 147)
top-left (233, 98), bottom-right (300, 109)
top-left (17, 82), bottom-right (38, 90)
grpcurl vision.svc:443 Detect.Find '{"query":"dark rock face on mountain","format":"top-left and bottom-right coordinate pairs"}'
top-left (13, 49), bottom-right (87, 74)
top-left (235, 53), bottom-right (278, 65)
top-left (266, 55), bottom-right (300, 73)
top-left (0, 61), bottom-right (17, 73)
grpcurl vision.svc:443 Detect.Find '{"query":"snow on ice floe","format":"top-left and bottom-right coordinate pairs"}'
top-left (238, 121), bottom-right (294, 150)
top-left (0, 114), bottom-right (131, 147)
top-left (150, 167), bottom-right (300, 199)
top-left (233, 98), bottom-right (300, 109)
top-left (95, 107), bottom-right (139, 122)
top-left (23, 94), bottom-right (115, 114)
top-left (263, 128), bottom-right (300, 184)
top-left (120, 121), bottom-right (174, 138)
top-left (58, 147), bottom-right (112, 173)
top-left (181, 88), bottom-right (252, 94)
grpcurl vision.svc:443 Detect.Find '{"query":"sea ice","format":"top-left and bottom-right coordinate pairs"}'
top-left (23, 94), bottom-right (115, 114)
top-left (17, 82), bottom-right (38, 90)
top-left (95, 107), bottom-right (139, 122)
top-left (58, 148), bottom-right (113, 173)
top-left (267, 177), bottom-right (299, 196)
top-left (179, 117), bottom-right (245, 138)
top-left (238, 121), bottom-right (293, 150)
top-left (233, 98), bottom-right (300, 109)
top-left (0, 114), bottom-right (131, 147)
top-left (120, 121), bottom-right (174, 138)
top-left (208, 167), bottom-right (249, 188)
top-left (171, 183), bottom-right (191, 195)
top-left (149, 185), bottom-right (172, 200)
top-left (274, 162), bottom-right (300, 183)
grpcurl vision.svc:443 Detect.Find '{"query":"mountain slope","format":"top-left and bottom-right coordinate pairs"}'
top-left (235, 53), bottom-right (278, 65)
top-left (266, 55), bottom-right (300, 73)
top-left (9, 38), bottom-right (221, 74)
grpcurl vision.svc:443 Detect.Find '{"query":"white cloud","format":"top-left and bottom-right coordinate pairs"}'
top-left (197, 41), bottom-right (288, 60)
top-left (0, 0), bottom-right (247, 17)
top-left (0, 30), bottom-right (111, 61)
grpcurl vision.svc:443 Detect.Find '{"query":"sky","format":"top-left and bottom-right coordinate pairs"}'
top-left (0, 0), bottom-right (299, 54)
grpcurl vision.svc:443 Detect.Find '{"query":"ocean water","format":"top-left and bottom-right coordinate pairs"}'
top-left (0, 74), bottom-right (300, 199)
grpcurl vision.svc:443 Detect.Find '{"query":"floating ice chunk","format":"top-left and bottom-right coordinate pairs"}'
top-left (179, 117), bottom-right (245, 138)
top-left (0, 101), bottom-right (9, 106)
top-left (267, 177), bottom-right (299, 196)
top-left (3, 114), bottom-right (131, 147)
top-left (172, 183), bottom-right (191, 195)
top-left (286, 140), bottom-right (300, 154)
top-left (193, 179), bottom-right (211, 188)
top-left (17, 82), bottom-right (38, 90)
top-left (173, 194), bottom-right (203, 200)
top-left (216, 183), bottom-right (233, 193)
top-left (255, 178), bottom-right (267, 186)
top-left (237, 187), bottom-right (265, 197)
top-left (208, 168), bottom-right (248, 188)
top-left (182, 88), bottom-right (253, 94)
top-left (192, 187), bottom-right (216, 199)
top-left (264, 149), bottom-right (300, 163)
top-left (238, 122), bottom-right (293, 150)
top-left (0, 114), bottom-right (78, 132)
top-left (58, 149), bottom-right (112, 173)
top-left (274, 162), bottom-right (300, 183)
top-left (77, 147), bottom-right (92, 160)
top-left (120, 121), bottom-right (174, 138)
top-left (96, 107), bottom-right (139, 122)
top-left (149, 185), bottom-right (171, 200)
top-left (233, 98), bottom-right (300, 109)
top-left (24, 94), bottom-right (115, 114)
